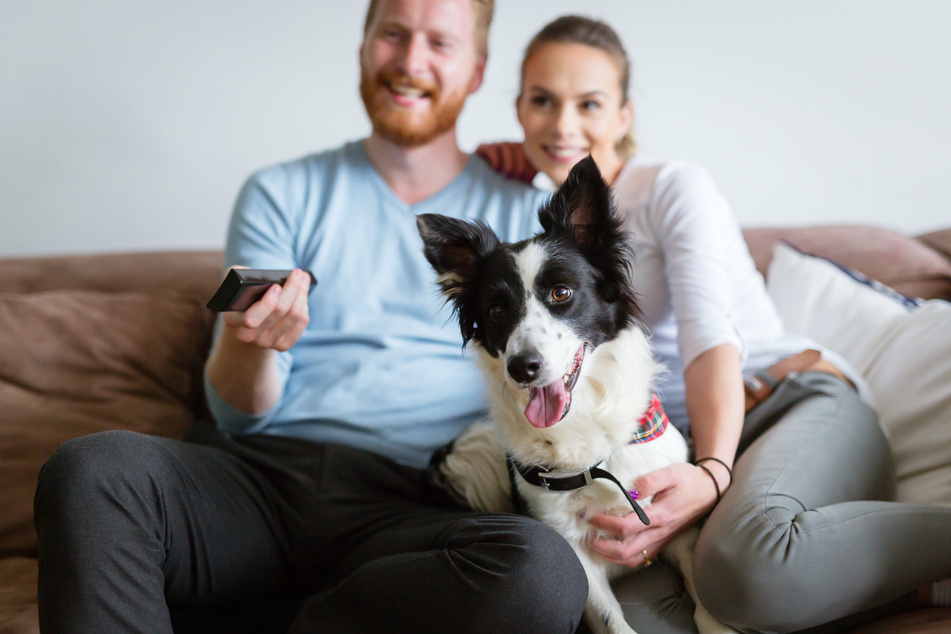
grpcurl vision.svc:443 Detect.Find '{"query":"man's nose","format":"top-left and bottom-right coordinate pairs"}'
top-left (399, 33), bottom-right (429, 77)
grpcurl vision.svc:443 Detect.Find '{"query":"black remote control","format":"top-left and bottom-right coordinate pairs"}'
top-left (206, 269), bottom-right (318, 312)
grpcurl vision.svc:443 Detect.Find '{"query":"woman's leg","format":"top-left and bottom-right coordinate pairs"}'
top-left (693, 372), bottom-right (951, 633)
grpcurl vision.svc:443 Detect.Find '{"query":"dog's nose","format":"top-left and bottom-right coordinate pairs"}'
top-left (507, 352), bottom-right (543, 384)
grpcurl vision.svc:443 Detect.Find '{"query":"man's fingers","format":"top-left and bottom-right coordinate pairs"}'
top-left (223, 269), bottom-right (310, 346)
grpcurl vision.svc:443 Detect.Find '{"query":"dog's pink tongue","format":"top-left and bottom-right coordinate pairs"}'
top-left (525, 381), bottom-right (568, 428)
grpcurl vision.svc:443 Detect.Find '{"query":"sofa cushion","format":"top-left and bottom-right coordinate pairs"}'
top-left (918, 228), bottom-right (951, 263)
top-left (766, 242), bottom-right (951, 507)
top-left (0, 250), bottom-right (223, 301)
top-left (743, 226), bottom-right (951, 300)
top-left (0, 291), bottom-right (214, 557)
top-left (0, 557), bottom-right (38, 634)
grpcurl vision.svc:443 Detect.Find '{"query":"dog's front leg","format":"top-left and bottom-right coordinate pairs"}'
top-left (575, 549), bottom-right (637, 634)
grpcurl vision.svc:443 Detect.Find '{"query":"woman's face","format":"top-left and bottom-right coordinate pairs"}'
top-left (517, 42), bottom-right (632, 185)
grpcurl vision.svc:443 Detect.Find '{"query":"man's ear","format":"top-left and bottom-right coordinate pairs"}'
top-left (416, 213), bottom-right (498, 297)
top-left (468, 55), bottom-right (487, 94)
top-left (537, 156), bottom-right (612, 248)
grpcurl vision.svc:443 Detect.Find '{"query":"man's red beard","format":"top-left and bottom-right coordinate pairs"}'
top-left (360, 66), bottom-right (469, 147)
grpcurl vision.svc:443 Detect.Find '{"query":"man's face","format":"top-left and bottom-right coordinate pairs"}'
top-left (360, 0), bottom-right (485, 147)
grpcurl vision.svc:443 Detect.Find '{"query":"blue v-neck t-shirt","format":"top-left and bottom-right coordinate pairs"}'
top-left (205, 140), bottom-right (548, 468)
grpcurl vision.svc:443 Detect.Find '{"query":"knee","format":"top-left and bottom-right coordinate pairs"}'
top-left (34, 430), bottom-right (168, 530)
top-left (693, 520), bottom-right (811, 632)
top-left (466, 514), bottom-right (587, 634)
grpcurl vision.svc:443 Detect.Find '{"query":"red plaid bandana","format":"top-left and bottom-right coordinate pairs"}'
top-left (629, 393), bottom-right (668, 444)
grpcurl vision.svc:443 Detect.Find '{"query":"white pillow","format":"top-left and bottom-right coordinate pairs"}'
top-left (766, 241), bottom-right (951, 506)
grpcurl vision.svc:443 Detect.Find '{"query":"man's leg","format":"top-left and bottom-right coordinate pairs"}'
top-left (34, 429), bottom-right (293, 634)
top-left (693, 373), bottom-right (951, 633)
top-left (279, 442), bottom-right (588, 634)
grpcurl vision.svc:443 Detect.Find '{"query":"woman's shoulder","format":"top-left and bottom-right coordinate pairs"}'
top-left (618, 156), bottom-right (716, 192)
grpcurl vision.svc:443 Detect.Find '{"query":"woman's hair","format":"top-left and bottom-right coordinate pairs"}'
top-left (521, 15), bottom-right (637, 157)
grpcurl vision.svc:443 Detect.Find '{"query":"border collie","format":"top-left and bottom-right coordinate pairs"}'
top-left (417, 157), bottom-right (711, 634)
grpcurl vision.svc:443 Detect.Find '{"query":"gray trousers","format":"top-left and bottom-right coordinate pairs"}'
top-left (612, 371), bottom-right (951, 633)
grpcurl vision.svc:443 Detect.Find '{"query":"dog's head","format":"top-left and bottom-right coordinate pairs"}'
top-left (417, 156), bottom-right (640, 429)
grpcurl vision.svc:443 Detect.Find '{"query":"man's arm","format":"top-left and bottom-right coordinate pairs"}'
top-left (204, 166), bottom-right (309, 424)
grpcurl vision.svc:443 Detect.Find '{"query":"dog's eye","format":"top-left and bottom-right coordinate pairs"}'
top-left (550, 286), bottom-right (572, 303)
top-left (488, 305), bottom-right (503, 321)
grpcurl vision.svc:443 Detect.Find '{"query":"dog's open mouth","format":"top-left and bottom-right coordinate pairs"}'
top-left (524, 344), bottom-right (586, 429)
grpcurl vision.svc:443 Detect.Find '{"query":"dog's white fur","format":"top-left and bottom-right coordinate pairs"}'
top-left (437, 250), bottom-right (733, 632)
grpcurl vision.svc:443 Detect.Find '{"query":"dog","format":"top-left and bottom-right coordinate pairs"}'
top-left (416, 156), bottom-right (718, 634)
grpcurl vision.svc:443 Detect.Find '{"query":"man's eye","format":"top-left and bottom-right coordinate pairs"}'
top-left (550, 286), bottom-right (571, 302)
top-left (530, 95), bottom-right (551, 107)
top-left (488, 306), bottom-right (503, 320)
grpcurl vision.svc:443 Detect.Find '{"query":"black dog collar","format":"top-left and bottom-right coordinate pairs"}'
top-left (510, 459), bottom-right (651, 526)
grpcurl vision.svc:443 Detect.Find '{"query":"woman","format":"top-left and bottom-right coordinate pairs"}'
top-left (478, 15), bottom-right (951, 633)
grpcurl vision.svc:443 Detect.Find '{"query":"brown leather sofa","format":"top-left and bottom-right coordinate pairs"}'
top-left (2, 226), bottom-right (950, 633)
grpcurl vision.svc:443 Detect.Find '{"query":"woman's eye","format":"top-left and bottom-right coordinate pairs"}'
top-left (550, 286), bottom-right (571, 302)
top-left (488, 306), bottom-right (503, 320)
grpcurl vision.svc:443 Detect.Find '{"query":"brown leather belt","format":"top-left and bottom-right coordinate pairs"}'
top-left (744, 349), bottom-right (853, 413)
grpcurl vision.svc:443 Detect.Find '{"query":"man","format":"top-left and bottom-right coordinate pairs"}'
top-left (33, 1), bottom-right (587, 632)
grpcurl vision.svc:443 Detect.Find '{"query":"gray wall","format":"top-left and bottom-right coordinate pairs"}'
top-left (2, 0), bottom-right (949, 256)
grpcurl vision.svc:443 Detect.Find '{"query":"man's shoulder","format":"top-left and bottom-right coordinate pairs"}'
top-left (244, 141), bottom-right (362, 189)
top-left (464, 155), bottom-right (550, 206)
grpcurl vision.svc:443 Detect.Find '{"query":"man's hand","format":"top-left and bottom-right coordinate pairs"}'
top-left (205, 267), bottom-right (312, 414)
top-left (221, 267), bottom-right (312, 352)
top-left (476, 141), bottom-right (538, 184)
top-left (586, 462), bottom-right (724, 568)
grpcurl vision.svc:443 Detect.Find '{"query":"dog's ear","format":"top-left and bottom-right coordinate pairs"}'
top-left (416, 213), bottom-right (499, 297)
top-left (537, 157), bottom-right (642, 329)
top-left (417, 214), bottom-right (500, 347)
top-left (538, 155), bottom-right (613, 248)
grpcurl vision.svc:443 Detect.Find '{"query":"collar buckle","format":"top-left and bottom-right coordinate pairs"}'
top-left (536, 469), bottom-right (592, 490)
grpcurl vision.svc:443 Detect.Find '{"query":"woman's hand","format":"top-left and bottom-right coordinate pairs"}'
top-left (475, 141), bottom-right (538, 184)
top-left (587, 462), bottom-right (725, 568)
top-left (221, 267), bottom-right (312, 352)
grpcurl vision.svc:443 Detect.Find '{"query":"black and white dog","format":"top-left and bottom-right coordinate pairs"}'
top-left (417, 157), bottom-right (713, 634)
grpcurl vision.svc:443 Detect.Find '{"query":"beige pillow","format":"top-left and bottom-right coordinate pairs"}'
top-left (0, 291), bottom-right (213, 556)
top-left (767, 243), bottom-right (951, 506)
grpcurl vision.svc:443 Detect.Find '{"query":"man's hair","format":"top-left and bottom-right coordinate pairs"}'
top-left (363, 0), bottom-right (494, 58)
top-left (521, 15), bottom-right (637, 157)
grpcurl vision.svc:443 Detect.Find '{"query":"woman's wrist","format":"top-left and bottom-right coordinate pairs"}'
top-left (693, 456), bottom-right (733, 503)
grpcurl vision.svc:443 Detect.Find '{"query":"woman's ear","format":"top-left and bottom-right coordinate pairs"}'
top-left (617, 100), bottom-right (634, 144)
top-left (515, 93), bottom-right (526, 128)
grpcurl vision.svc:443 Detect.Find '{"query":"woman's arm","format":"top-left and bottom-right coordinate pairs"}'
top-left (587, 343), bottom-right (741, 567)
top-left (685, 342), bottom-right (742, 489)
